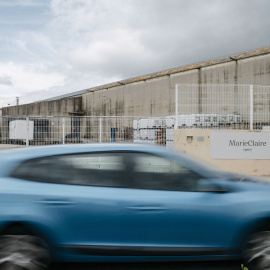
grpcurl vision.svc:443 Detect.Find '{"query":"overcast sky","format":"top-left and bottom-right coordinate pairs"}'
top-left (0, 0), bottom-right (269, 108)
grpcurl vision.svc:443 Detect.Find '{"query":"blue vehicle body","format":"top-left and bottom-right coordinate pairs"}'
top-left (0, 143), bottom-right (270, 263)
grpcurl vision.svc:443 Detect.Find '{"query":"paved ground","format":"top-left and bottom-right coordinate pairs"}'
top-left (50, 261), bottom-right (242, 270)
top-left (0, 144), bottom-right (26, 150)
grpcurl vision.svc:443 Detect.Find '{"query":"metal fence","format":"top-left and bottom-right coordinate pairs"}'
top-left (1, 84), bottom-right (270, 150)
top-left (0, 116), bottom-right (175, 149)
top-left (175, 84), bottom-right (270, 130)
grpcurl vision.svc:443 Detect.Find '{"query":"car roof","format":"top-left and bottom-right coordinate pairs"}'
top-left (0, 143), bottom-right (168, 160)
top-left (0, 143), bottom-right (218, 178)
top-left (0, 143), bottom-right (176, 176)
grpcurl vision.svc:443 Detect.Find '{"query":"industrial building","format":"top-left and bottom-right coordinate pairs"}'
top-left (2, 46), bottom-right (270, 117)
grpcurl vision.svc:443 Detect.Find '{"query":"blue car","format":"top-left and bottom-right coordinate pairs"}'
top-left (0, 143), bottom-right (269, 270)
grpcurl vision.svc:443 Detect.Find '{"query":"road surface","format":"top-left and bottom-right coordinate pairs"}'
top-left (49, 261), bottom-right (242, 270)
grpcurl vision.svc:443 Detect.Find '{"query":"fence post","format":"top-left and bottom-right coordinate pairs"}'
top-left (62, 118), bottom-right (65, 144)
top-left (175, 84), bottom-right (179, 130)
top-left (250, 85), bottom-right (253, 131)
top-left (26, 117), bottom-right (29, 147)
top-left (99, 117), bottom-right (102, 142)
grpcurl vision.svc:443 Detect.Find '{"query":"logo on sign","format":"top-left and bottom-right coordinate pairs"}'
top-left (211, 132), bottom-right (270, 159)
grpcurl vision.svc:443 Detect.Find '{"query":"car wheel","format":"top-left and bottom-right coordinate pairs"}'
top-left (0, 234), bottom-right (50, 270)
top-left (244, 230), bottom-right (270, 270)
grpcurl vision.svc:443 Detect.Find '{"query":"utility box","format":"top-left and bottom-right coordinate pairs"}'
top-left (9, 120), bottom-right (34, 140)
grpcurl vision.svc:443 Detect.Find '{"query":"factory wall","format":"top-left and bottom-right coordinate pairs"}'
top-left (83, 53), bottom-right (270, 117)
top-left (84, 76), bottom-right (172, 117)
top-left (237, 54), bottom-right (270, 85)
top-left (2, 97), bottom-right (82, 116)
top-left (1, 48), bottom-right (270, 118)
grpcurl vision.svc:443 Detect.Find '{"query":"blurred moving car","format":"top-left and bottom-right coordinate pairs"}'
top-left (0, 143), bottom-right (269, 270)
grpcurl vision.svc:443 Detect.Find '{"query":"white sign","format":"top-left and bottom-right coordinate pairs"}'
top-left (210, 132), bottom-right (270, 159)
top-left (9, 120), bottom-right (34, 140)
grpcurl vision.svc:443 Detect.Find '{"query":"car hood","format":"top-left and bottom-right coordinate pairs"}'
top-left (215, 171), bottom-right (270, 194)
top-left (223, 172), bottom-right (270, 184)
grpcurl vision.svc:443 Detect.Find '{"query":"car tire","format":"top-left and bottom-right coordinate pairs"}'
top-left (0, 234), bottom-right (50, 270)
top-left (243, 230), bottom-right (270, 270)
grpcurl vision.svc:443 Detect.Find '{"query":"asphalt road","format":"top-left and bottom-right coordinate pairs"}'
top-left (49, 261), bottom-right (243, 270)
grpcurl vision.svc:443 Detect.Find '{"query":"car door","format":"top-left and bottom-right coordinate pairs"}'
top-left (10, 152), bottom-right (131, 250)
top-left (111, 152), bottom-right (238, 256)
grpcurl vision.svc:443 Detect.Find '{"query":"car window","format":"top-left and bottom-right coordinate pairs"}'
top-left (62, 154), bottom-right (124, 171)
top-left (11, 153), bottom-right (127, 187)
top-left (11, 151), bottom-right (202, 191)
top-left (124, 153), bottom-right (201, 191)
top-left (11, 157), bottom-right (77, 184)
top-left (58, 154), bottom-right (125, 186)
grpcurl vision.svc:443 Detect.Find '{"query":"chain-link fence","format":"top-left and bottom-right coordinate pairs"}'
top-left (0, 116), bottom-right (175, 150)
top-left (175, 84), bottom-right (270, 130)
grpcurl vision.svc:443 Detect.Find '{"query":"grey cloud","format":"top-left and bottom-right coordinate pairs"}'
top-left (59, 0), bottom-right (270, 81)
top-left (0, 75), bottom-right (13, 86)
